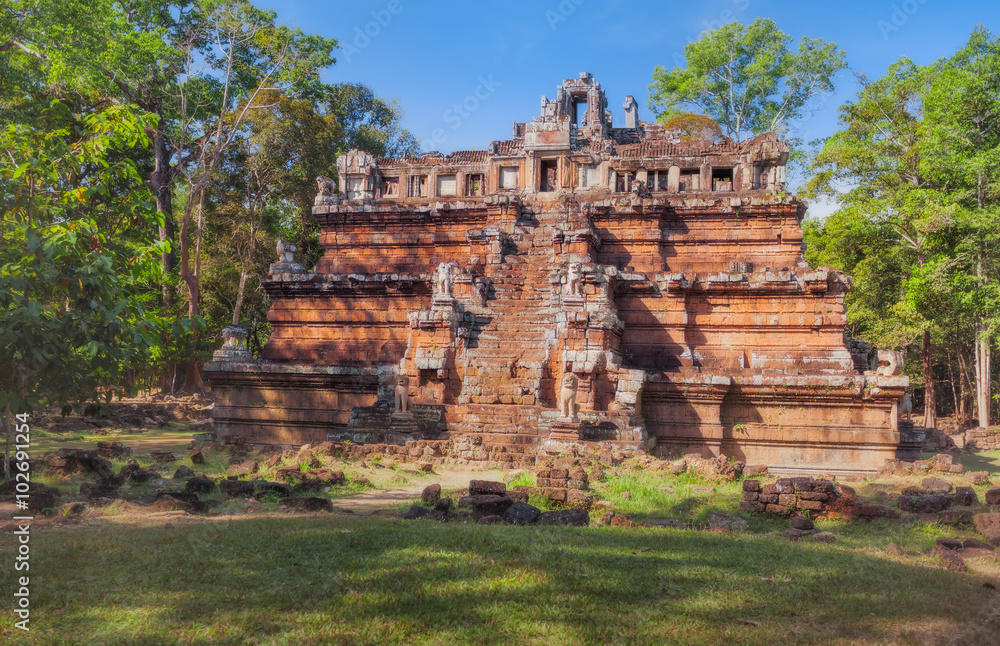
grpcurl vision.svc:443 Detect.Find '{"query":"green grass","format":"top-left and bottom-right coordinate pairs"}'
top-left (957, 449), bottom-right (1000, 473)
top-left (30, 422), bottom-right (197, 455)
top-left (12, 423), bottom-right (1000, 644)
top-left (1, 513), bottom-right (996, 645)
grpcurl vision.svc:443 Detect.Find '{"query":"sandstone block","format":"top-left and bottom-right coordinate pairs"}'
top-left (469, 480), bottom-right (506, 496)
top-left (766, 504), bottom-right (792, 517)
top-left (952, 486), bottom-right (977, 506)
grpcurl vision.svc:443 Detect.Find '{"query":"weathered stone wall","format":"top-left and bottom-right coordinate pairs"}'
top-left (205, 74), bottom-right (912, 473)
top-left (965, 427), bottom-right (1000, 451)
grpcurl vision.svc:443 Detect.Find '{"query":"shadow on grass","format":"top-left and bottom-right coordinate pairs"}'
top-left (3, 514), bottom-right (996, 646)
top-left (955, 450), bottom-right (1000, 474)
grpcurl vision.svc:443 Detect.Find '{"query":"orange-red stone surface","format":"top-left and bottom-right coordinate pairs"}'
top-left (205, 74), bottom-right (916, 474)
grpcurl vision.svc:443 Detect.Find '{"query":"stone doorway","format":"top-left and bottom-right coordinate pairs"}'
top-left (540, 160), bottom-right (558, 192)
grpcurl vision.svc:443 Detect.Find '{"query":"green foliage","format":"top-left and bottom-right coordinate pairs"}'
top-left (805, 26), bottom-right (1000, 419)
top-left (649, 18), bottom-right (846, 142)
top-left (0, 101), bottom-right (192, 410)
top-left (660, 113), bottom-right (725, 143)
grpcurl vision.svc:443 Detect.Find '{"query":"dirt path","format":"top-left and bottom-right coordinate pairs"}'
top-left (333, 469), bottom-right (506, 513)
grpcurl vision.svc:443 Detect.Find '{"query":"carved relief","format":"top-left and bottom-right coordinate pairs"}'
top-left (276, 239), bottom-right (297, 264)
top-left (213, 325), bottom-right (252, 362)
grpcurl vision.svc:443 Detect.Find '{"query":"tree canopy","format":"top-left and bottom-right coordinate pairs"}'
top-left (805, 26), bottom-right (1000, 425)
top-left (1, 0), bottom-right (418, 407)
top-left (649, 18), bottom-right (847, 142)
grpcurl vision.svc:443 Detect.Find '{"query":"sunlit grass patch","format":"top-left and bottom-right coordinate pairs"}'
top-left (1, 507), bottom-right (997, 645)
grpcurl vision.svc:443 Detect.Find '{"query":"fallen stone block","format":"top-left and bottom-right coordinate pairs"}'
top-left (422, 483), bottom-right (442, 503)
top-left (898, 495), bottom-right (949, 513)
top-left (219, 480), bottom-right (256, 498)
top-left (504, 501), bottom-right (541, 525)
top-left (469, 480), bottom-right (506, 496)
top-left (709, 512), bottom-right (748, 532)
top-left (79, 483), bottom-right (119, 500)
top-left (150, 451), bottom-right (179, 464)
top-left (920, 477), bottom-right (952, 494)
top-left (278, 496), bottom-right (333, 513)
top-left (935, 545), bottom-right (967, 572)
top-left (185, 477), bottom-right (216, 494)
top-left (467, 495), bottom-right (513, 520)
top-left (939, 509), bottom-right (973, 525)
top-left (952, 486), bottom-right (977, 507)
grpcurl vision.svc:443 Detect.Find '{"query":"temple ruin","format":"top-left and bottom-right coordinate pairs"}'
top-left (205, 73), bottom-right (919, 475)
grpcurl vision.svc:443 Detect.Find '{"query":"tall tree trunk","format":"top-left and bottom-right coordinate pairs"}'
top-left (976, 321), bottom-right (991, 427)
top-left (958, 346), bottom-right (971, 421)
top-left (151, 126), bottom-right (178, 394)
top-left (232, 268), bottom-right (249, 326)
top-left (922, 329), bottom-right (936, 428)
top-left (975, 253), bottom-right (992, 427)
top-left (177, 191), bottom-right (206, 395)
top-left (151, 127), bottom-right (176, 306)
top-left (232, 202), bottom-right (260, 327)
top-left (946, 354), bottom-right (959, 420)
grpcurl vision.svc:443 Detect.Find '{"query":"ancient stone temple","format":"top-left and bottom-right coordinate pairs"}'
top-left (205, 73), bottom-right (918, 474)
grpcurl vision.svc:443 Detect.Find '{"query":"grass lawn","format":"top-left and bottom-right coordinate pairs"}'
top-left (1, 499), bottom-right (998, 644)
top-left (30, 423), bottom-right (197, 455)
top-left (3, 419), bottom-right (999, 645)
top-left (954, 449), bottom-right (1000, 473)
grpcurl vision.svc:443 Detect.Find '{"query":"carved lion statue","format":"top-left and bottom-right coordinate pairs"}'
top-left (316, 176), bottom-right (337, 196)
top-left (898, 392), bottom-right (913, 421)
top-left (394, 375), bottom-right (410, 413)
top-left (559, 373), bottom-right (579, 420)
top-left (875, 349), bottom-right (904, 376)
top-left (434, 262), bottom-right (453, 298)
top-left (565, 263), bottom-right (582, 297)
top-left (629, 178), bottom-right (652, 198)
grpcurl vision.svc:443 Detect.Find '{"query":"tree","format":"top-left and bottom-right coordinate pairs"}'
top-left (660, 113), bottom-right (725, 143)
top-left (918, 27), bottom-right (1000, 426)
top-left (3, 0), bottom-right (418, 396)
top-left (805, 59), bottom-right (948, 427)
top-left (164, 0), bottom-right (336, 391)
top-left (649, 18), bottom-right (846, 142)
top-left (0, 101), bottom-right (172, 475)
top-left (805, 27), bottom-right (1000, 427)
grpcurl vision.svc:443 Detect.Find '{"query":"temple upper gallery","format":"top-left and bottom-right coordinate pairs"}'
top-left (205, 73), bottom-right (917, 474)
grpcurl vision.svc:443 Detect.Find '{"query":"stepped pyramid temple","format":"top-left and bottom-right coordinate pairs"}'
top-left (205, 73), bottom-right (919, 475)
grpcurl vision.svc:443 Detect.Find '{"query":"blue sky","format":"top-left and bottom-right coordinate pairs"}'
top-left (257, 0), bottom-right (999, 215)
